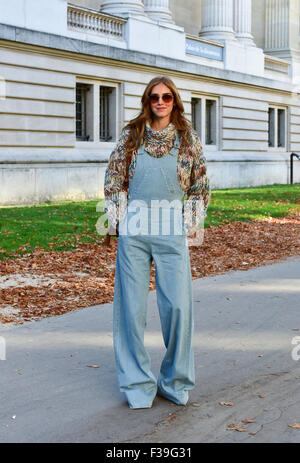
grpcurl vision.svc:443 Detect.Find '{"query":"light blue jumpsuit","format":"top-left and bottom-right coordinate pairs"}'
top-left (113, 133), bottom-right (195, 409)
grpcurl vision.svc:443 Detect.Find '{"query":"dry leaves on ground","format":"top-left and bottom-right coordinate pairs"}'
top-left (0, 214), bottom-right (299, 326)
top-left (227, 418), bottom-right (256, 433)
top-left (288, 423), bottom-right (300, 429)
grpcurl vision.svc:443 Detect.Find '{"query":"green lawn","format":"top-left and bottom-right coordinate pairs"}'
top-left (0, 184), bottom-right (299, 260)
top-left (207, 183), bottom-right (300, 227)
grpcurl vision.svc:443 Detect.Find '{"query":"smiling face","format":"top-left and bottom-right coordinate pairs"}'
top-left (149, 82), bottom-right (175, 125)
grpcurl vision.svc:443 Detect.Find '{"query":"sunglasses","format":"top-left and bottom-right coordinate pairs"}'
top-left (149, 93), bottom-right (174, 104)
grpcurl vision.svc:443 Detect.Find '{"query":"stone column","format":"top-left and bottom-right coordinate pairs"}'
top-left (265, 0), bottom-right (289, 50)
top-left (144, 0), bottom-right (174, 23)
top-left (100, 0), bottom-right (145, 17)
top-left (199, 0), bottom-right (236, 41)
top-left (234, 0), bottom-right (255, 46)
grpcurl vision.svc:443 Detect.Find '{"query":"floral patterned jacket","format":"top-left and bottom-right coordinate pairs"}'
top-left (104, 121), bottom-right (210, 233)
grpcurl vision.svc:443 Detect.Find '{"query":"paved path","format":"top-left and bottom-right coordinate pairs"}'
top-left (1, 256), bottom-right (300, 443)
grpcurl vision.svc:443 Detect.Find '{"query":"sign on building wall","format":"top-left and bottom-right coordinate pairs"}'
top-left (186, 39), bottom-right (223, 61)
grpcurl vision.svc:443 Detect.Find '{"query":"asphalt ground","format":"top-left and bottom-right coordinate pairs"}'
top-left (0, 256), bottom-right (299, 443)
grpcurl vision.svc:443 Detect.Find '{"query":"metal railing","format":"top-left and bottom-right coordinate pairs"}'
top-left (290, 153), bottom-right (300, 184)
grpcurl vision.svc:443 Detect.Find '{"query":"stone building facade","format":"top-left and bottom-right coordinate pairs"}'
top-left (0, 0), bottom-right (299, 205)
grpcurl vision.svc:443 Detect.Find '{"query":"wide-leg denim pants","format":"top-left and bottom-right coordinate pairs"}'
top-left (113, 135), bottom-right (195, 409)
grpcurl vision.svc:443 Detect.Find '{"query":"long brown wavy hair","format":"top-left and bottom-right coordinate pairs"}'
top-left (123, 76), bottom-right (192, 184)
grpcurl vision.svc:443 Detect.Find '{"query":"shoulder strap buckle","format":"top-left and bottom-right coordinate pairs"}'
top-left (173, 133), bottom-right (181, 148)
top-left (170, 133), bottom-right (181, 156)
top-left (137, 144), bottom-right (145, 155)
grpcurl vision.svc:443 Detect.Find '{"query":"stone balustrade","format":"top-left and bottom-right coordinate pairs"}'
top-left (67, 4), bottom-right (126, 38)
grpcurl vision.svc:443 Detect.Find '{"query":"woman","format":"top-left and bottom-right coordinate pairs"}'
top-left (104, 76), bottom-right (210, 409)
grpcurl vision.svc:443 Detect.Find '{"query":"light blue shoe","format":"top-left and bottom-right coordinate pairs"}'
top-left (129, 403), bottom-right (153, 410)
top-left (125, 384), bottom-right (157, 409)
top-left (157, 384), bottom-right (189, 406)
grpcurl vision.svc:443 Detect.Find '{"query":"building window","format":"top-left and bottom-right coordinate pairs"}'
top-left (76, 81), bottom-right (118, 143)
top-left (99, 86), bottom-right (116, 142)
top-left (191, 96), bottom-right (218, 148)
top-left (76, 83), bottom-right (92, 141)
top-left (268, 106), bottom-right (287, 149)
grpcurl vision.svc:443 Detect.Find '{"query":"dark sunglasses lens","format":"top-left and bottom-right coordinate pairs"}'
top-left (149, 94), bottom-right (159, 103)
top-left (162, 94), bottom-right (173, 102)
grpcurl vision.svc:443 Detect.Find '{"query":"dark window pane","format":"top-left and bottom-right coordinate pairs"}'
top-left (191, 97), bottom-right (201, 138)
top-left (205, 99), bottom-right (216, 145)
top-left (277, 109), bottom-right (286, 148)
top-left (99, 86), bottom-right (113, 141)
top-left (76, 84), bottom-right (90, 141)
top-left (268, 107), bottom-right (275, 147)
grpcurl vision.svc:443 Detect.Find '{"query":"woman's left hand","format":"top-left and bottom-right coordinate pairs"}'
top-left (187, 228), bottom-right (205, 247)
